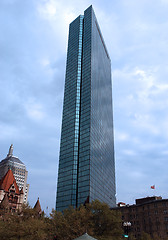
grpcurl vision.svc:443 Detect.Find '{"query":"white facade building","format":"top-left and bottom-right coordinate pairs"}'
top-left (0, 144), bottom-right (29, 204)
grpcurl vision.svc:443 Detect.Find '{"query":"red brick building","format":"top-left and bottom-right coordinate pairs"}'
top-left (113, 196), bottom-right (168, 239)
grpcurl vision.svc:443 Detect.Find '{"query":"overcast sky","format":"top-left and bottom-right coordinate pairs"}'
top-left (0, 0), bottom-right (168, 212)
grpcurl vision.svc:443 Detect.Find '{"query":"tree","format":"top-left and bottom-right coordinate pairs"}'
top-left (0, 204), bottom-right (47, 240)
top-left (139, 232), bottom-right (153, 240)
top-left (49, 205), bottom-right (93, 240)
top-left (128, 233), bottom-right (136, 240)
top-left (49, 200), bottom-right (123, 240)
top-left (88, 200), bottom-right (123, 240)
top-left (0, 200), bottom-right (123, 240)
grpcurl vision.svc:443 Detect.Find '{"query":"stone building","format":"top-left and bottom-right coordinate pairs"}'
top-left (0, 145), bottom-right (29, 203)
top-left (113, 196), bottom-right (168, 239)
top-left (0, 169), bottom-right (24, 211)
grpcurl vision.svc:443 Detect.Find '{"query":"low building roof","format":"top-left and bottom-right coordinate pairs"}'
top-left (34, 198), bottom-right (42, 214)
top-left (74, 233), bottom-right (97, 240)
top-left (0, 169), bottom-right (20, 194)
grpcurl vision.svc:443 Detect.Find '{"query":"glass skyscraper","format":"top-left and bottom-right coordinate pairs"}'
top-left (56, 5), bottom-right (116, 211)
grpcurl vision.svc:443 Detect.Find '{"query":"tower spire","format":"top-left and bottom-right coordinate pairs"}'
top-left (7, 144), bottom-right (13, 157)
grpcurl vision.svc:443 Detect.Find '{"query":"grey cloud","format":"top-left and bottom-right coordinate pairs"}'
top-left (0, 0), bottom-right (168, 210)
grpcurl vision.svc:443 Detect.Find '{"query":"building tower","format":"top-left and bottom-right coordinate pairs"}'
top-left (56, 5), bottom-right (116, 211)
top-left (0, 145), bottom-right (29, 204)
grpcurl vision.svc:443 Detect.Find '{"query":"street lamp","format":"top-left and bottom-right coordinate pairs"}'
top-left (123, 222), bottom-right (131, 238)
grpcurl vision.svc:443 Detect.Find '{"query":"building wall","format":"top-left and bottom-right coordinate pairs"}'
top-left (114, 197), bottom-right (168, 239)
top-left (77, 6), bottom-right (92, 207)
top-left (0, 162), bottom-right (9, 180)
top-left (0, 190), bottom-right (5, 202)
top-left (90, 6), bottom-right (115, 207)
top-left (56, 5), bottom-right (116, 211)
top-left (56, 15), bottom-right (84, 211)
top-left (24, 184), bottom-right (29, 203)
top-left (0, 156), bottom-right (29, 204)
top-left (77, 6), bottom-right (115, 207)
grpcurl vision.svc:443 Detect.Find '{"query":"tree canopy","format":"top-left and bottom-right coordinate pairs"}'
top-left (0, 200), bottom-right (123, 240)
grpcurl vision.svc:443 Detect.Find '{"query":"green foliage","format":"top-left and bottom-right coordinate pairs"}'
top-left (139, 232), bottom-right (168, 240)
top-left (48, 205), bottom-right (94, 240)
top-left (49, 200), bottom-right (123, 240)
top-left (128, 233), bottom-right (136, 240)
top-left (0, 200), bottom-right (123, 240)
top-left (0, 205), bottom-right (47, 240)
top-left (88, 200), bottom-right (122, 240)
top-left (139, 232), bottom-right (153, 240)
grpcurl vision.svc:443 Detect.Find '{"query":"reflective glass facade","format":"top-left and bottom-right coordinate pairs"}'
top-left (56, 5), bottom-right (116, 211)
